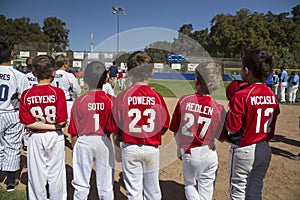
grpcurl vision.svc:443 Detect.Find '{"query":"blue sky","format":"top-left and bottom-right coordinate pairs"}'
top-left (0, 0), bottom-right (299, 52)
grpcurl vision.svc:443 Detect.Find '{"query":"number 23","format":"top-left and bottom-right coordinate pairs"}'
top-left (128, 108), bottom-right (156, 132)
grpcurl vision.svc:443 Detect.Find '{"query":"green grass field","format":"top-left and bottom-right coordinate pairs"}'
top-left (0, 188), bottom-right (27, 200)
top-left (113, 79), bottom-right (229, 100)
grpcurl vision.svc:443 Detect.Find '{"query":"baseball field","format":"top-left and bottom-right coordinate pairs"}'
top-left (0, 80), bottom-right (299, 200)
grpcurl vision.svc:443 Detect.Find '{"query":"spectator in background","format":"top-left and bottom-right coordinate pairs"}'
top-left (120, 69), bottom-right (127, 90)
top-left (103, 74), bottom-right (115, 96)
top-left (108, 61), bottom-right (118, 89)
top-left (273, 70), bottom-right (280, 97)
top-left (78, 69), bottom-right (85, 90)
top-left (279, 66), bottom-right (289, 103)
top-left (266, 73), bottom-right (273, 89)
top-left (288, 71), bottom-right (299, 103)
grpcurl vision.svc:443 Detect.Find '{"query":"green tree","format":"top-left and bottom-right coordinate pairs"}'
top-left (42, 17), bottom-right (70, 52)
top-left (274, 46), bottom-right (297, 68)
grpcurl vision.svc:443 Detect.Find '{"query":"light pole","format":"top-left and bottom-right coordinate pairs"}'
top-left (112, 6), bottom-right (126, 54)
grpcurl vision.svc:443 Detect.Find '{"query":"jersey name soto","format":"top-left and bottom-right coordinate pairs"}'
top-left (185, 102), bottom-right (213, 115)
top-left (88, 102), bottom-right (105, 110)
top-left (128, 96), bottom-right (155, 106)
top-left (250, 96), bottom-right (276, 105)
top-left (0, 73), bottom-right (10, 80)
top-left (27, 95), bottom-right (56, 105)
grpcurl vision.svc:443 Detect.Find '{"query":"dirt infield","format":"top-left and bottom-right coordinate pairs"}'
top-left (1, 98), bottom-right (300, 200)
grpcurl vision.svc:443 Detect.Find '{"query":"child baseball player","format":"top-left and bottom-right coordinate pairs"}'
top-left (19, 55), bottom-right (68, 200)
top-left (225, 50), bottom-right (280, 200)
top-left (0, 38), bottom-right (29, 192)
top-left (51, 54), bottom-right (81, 124)
top-left (108, 51), bottom-right (170, 200)
top-left (68, 61), bottom-right (115, 200)
top-left (170, 62), bottom-right (227, 200)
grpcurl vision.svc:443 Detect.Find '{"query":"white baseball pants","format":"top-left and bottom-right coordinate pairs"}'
top-left (0, 111), bottom-right (23, 171)
top-left (122, 143), bottom-right (161, 200)
top-left (229, 141), bottom-right (271, 200)
top-left (27, 131), bottom-right (66, 200)
top-left (288, 85), bottom-right (299, 102)
top-left (182, 145), bottom-right (218, 200)
top-left (72, 135), bottom-right (114, 200)
top-left (280, 82), bottom-right (287, 102)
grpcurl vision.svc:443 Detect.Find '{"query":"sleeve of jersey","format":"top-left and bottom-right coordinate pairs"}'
top-left (56, 89), bottom-right (68, 123)
top-left (159, 95), bottom-right (170, 135)
top-left (68, 100), bottom-right (78, 136)
top-left (169, 101), bottom-right (181, 134)
top-left (217, 106), bottom-right (229, 142)
top-left (225, 95), bottom-right (245, 133)
top-left (18, 74), bottom-right (30, 98)
top-left (70, 74), bottom-right (81, 95)
top-left (106, 97), bottom-right (121, 134)
top-left (19, 91), bottom-right (36, 125)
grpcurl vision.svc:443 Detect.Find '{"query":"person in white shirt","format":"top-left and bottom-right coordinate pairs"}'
top-left (51, 54), bottom-right (81, 124)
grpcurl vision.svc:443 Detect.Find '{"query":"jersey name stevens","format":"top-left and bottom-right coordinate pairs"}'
top-left (250, 95), bottom-right (276, 105)
top-left (26, 95), bottom-right (56, 105)
top-left (128, 96), bottom-right (155, 105)
top-left (185, 102), bottom-right (213, 115)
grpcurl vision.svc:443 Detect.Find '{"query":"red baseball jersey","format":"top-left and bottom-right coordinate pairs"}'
top-left (68, 90), bottom-right (114, 136)
top-left (225, 83), bottom-right (280, 146)
top-left (19, 84), bottom-right (68, 133)
top-left (170, 94), bottom-right (227, 153)
top-left (108, 85), bottom-right (170, 146)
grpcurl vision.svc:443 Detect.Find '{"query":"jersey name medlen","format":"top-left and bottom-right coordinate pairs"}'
top-left (185, 102), bottom-right (213, 116)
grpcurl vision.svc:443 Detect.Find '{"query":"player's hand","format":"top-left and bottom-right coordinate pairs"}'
top-left (24, 128), bottom-right (30, 135)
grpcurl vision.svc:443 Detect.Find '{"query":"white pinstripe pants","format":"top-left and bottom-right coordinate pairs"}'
top-left (0, 111), bottom-right (23, 171)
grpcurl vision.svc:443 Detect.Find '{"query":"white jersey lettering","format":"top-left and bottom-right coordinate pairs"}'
top-left (27, 95), bottom-right (56, 105)
top-left (128, 96), bottom-right (155, 105)
top-left (250, 96), bottom-right (276, 105)
top-left (87, 102), bottom-right (105, 110)
top-left (185, 102), bottom-right (213, 116)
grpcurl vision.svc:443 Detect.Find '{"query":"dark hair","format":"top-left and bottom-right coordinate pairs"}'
top-left (127, 51), bottom-right (154, 82)
top-left (84, 61), bottom-right (107, 90)
top-left (26, 56), bottom-right (34, 70)
top-left (195, 62), bottom-right (223, 94)
top-left (32, 55), bottom-right (55, 80)
top-left (55, 54), bottom-right (68, 70)
top-left (242, 50), bottom-right (274, 82)
top-left (0, 39), bottom-right (11, 64)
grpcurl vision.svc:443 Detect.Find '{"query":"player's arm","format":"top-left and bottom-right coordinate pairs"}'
top-left (25, 121), bottom-right (66, 130)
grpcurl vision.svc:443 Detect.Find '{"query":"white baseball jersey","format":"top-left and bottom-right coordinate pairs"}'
top-left (25, 72), bottom-right (38, 87)
top-left (102, 82), bottom-right (115, 96)
top-left (51, 69), bottom-right (81, 100)
top-left (0, 66), bottom-right (29, 112)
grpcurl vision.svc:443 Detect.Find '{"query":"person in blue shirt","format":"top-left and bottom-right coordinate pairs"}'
top-left (288, 71), bottom-right (299, 103)
top-left (108, 61), bottom-right (118, 89)
top-left (273, 70), bottom-right (280, 97)
top-left (279, 66), bottom-right (289, 103)
top-left (266, 73), bottom-right (273, 89)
